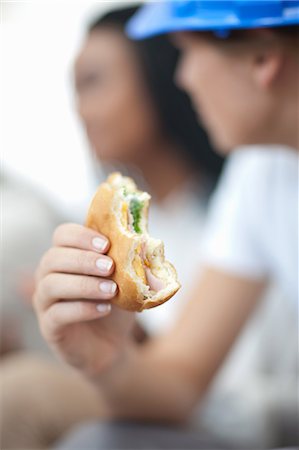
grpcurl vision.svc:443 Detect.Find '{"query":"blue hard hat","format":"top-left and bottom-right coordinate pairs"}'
top-left (127, 0), bottom-right (299, 39)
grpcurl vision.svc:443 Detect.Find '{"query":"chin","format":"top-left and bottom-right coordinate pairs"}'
top-left (197, 114), bottom-right (237, 154)
top-left (93, 144), bottom-right (117, 161)
top-left (208, 132), bottom-right (236, 155)
top-left (94, 146), bottom-right (134, 166)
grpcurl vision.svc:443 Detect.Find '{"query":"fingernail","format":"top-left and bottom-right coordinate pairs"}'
top-left (92, 237), bottom-right (108, 252)
top-left (96, 258), bottom-right (113, 273)
top-left (96, 303), bottom-right (111, 313)
top-left (99, 281), bottom-right (117, 294)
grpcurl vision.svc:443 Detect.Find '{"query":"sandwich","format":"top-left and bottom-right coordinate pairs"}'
top-left (86, 172), bottom-right (180, 312)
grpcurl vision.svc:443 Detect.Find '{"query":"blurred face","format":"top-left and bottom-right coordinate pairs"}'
top-left (175, 32), bottom-right (282, 152)
top-left (75, 28), bottom-right (160, 163)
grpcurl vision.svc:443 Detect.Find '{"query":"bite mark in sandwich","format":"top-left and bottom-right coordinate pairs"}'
top-left (86, 173), bottom-right (180, 312)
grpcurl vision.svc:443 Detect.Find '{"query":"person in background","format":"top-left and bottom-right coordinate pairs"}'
top-left (1, 6), bottom-right (225, 450)
top-left (74, 6), bottom-right (223, 336)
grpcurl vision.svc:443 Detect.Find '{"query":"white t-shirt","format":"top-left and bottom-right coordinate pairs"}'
top-left (201, 146), bottom-right (298, 305)
top-left (191, 146), bottom-right (298, 446)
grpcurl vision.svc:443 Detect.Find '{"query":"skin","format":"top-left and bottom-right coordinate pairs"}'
top-left (75, 28), bottom-right (192, 202)
top-left (33, 223), bottom-right (265, 422)
top-left (33, 30), bottom-right (298, 422)
top-left (174, 30), bottom-right (299, 152)
top-left (0, 354), bottom-right (108, 449)
top-left (75, 28), bottom-right (160, 164)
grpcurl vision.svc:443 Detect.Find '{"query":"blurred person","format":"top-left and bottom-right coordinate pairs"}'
top-left (74, 6), bottom-right (224, 336)
top-left (7, 2), bottom-right (298, 448)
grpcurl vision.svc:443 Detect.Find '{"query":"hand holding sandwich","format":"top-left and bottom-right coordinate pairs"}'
top-left (33, 173), bottom-right (179, 377)
top-left (33, 219), bottom-right (189, 422)
top-left (33, 222), bottom-right (136, 376)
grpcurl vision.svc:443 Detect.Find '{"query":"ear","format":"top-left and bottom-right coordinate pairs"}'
top-left (251, 31), bottom-right (284, 89)
top-left (253, 50), bottom-right (284, 89)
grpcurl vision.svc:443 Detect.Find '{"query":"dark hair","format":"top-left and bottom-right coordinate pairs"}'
top-left (88, 6), bottom-right (224, 181)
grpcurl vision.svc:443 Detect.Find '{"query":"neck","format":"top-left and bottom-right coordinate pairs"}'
top-left (273, 93), bottom-right (299, 149)
top-left (267, 112), bottom-right (298, 150)
top-left (275, 61), bottom-right (299, 150)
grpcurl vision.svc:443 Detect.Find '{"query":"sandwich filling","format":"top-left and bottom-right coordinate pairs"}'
top-left (121, 193), bottom-right (166, 295)
top-left (133, 241), bottom-right (166, 295)
top-left (121, 191), bottom-right (147, 235)
top-left (111, 173), bottom-right (177, 299)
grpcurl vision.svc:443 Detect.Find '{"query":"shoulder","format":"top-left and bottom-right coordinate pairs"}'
top-left (201, 146), bottom-right (297, 278)
top-left (210, 145), bottom-right (297, 212)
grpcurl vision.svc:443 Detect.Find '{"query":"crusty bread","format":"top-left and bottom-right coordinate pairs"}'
top-left (86, 173), bottom-right (180, 312)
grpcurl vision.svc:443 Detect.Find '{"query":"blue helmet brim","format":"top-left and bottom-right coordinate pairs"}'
top-left (126, 1), bottom-right (299, 40)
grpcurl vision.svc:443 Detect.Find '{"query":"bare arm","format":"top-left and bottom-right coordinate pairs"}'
top-left (94, 268), bottom-right (266, 422)
top-left (34, 224), bottom-right (266, 423)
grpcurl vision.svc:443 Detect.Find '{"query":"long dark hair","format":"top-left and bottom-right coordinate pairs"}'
top-left (88, 6), bottom-right (224, 182)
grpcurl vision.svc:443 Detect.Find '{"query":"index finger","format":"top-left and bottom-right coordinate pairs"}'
top-left (53, 223), bottom-right (110, 254)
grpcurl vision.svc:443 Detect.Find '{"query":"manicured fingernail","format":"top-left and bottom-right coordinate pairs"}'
top-left (96, 258), bottom-right (113, 273)
top-left (99, 281), bottom-right (117, 294)
top-left (92, 237), bottom-right (108, 252)
top-left (96, 303), bottom-right (111, 313)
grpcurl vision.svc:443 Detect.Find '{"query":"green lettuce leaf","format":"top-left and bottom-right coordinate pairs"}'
top-left (129, 198), bottom-right (144, 234)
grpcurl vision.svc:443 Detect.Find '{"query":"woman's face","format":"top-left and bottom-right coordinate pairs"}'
top-left (75, 28), bottom-right (160, 163)
top-left (175, 33), bottom-right (276, 153)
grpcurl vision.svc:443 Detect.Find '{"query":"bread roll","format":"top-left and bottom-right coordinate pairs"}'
top-left (86, 172), bottom-right (180, 312)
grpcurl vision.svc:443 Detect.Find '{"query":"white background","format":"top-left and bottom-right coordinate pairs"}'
top-left (1, 0), bottom-right (138, 219)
